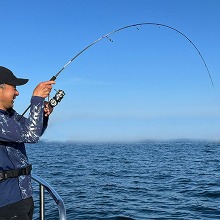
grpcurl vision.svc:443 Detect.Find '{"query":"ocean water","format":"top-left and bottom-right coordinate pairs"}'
top-left (26, 140), bottom-right (220, 220)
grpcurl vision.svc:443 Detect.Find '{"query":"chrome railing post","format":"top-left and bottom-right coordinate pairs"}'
top-left (32, 174), bottom-right (67, 220)
top-left (40, 184), bottom-right (45, 220)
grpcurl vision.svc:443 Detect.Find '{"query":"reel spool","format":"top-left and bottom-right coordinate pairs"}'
top-left (49, 89), bottom-right (65, 107)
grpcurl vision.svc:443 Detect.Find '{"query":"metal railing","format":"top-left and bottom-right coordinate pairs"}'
top-left (32, 174), bottom-right (67, 220)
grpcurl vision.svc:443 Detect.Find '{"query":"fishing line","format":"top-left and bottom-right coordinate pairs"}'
top-left (18, 22), bottom-right (214, 120)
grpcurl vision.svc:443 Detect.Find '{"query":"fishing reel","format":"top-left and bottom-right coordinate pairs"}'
top-left (49, 89), bottom-right (65, 107)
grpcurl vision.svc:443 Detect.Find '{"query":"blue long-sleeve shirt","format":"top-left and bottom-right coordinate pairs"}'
top-left (0, 96), bottom-right (48, 208)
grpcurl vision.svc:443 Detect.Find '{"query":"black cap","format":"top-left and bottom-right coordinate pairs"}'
top-left (0, 66), bottom-right (29, 86)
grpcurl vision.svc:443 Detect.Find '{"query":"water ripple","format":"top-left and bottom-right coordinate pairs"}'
top-left (27, 140), bottom-right (220, 219)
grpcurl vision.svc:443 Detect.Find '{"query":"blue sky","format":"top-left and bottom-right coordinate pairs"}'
top-left (1, 0), bottom-right (220, 142)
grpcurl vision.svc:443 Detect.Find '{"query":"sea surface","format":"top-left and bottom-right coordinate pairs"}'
top-left (26, 140), bottom-right (220, 220)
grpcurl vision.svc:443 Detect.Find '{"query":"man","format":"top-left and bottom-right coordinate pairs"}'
top-left (0, 66), bottom-right (55, 220)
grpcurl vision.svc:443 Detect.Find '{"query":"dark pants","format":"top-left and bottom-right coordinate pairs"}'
top-left (0, 197), bottom-right (34, 220)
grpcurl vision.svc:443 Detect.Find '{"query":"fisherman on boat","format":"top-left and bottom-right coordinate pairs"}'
top-left (0, 66), bottom-right (55, 220)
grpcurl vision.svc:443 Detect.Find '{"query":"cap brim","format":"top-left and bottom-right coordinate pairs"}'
top-left (9, 78), bottom-right (29, 86)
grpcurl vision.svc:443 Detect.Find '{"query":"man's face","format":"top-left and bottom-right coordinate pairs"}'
top-left (0, 84), bottom-right (19, 110)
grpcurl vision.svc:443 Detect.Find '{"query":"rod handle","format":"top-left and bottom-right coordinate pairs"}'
top-left (50, 76), bottom-right (57, 81)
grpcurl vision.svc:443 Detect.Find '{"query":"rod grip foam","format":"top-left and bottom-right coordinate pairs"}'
top-left (50, 76), bottom-right (56, 81)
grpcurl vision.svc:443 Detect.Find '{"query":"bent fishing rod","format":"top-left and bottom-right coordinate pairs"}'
top-left (18, 22), bottom-right (214, 120)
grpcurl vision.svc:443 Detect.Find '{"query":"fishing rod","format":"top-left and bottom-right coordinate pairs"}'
top-left (18, 22), bottom-right (214, 120)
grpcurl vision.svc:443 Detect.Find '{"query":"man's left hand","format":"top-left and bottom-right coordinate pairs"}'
top-left (44, 101), bottom-right (53, 117)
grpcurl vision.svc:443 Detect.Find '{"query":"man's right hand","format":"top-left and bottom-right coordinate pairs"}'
top-left (33, 81), bottom-right (56, 98)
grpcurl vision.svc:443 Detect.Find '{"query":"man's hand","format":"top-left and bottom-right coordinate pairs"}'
top-left (44, 101), bottom-right (53, 117)
top-left (33, 81), bottom-right (56, 98)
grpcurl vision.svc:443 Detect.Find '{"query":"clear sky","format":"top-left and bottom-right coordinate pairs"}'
top-left (1, 0), bottom-right (220, 142)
